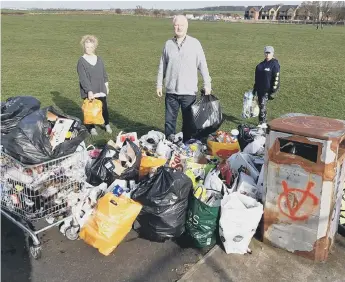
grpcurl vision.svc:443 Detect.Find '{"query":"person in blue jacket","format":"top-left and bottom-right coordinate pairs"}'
top-left (253, 46), bottom-right (280, 127)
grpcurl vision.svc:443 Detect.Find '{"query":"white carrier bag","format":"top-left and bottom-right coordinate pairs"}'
top-left (219, 191), bottom-right (263, 254)
top-left (242, 90), bottom-right (259, 119)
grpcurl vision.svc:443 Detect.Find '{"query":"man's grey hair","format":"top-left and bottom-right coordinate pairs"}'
top-left (172, 15), bottom-right (188, 26)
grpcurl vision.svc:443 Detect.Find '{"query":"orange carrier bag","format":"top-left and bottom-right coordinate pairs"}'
top-left (79, 193), bottom-right (142, 256)
top-left (82, 99), bottom-right (104, 125)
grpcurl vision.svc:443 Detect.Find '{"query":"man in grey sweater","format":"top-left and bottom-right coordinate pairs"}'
top-left (156, 15), bottom-right (212, 142)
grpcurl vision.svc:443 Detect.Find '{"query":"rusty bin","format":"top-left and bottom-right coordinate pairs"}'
top-left (262, 113), bottom-right (345, 261)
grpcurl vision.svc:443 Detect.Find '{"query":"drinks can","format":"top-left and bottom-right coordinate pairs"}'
top-left (112, 185), bottom-right (124, 197)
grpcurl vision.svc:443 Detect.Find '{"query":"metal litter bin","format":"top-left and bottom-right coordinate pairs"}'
top-left (262, 113), bottom-right (345, 261)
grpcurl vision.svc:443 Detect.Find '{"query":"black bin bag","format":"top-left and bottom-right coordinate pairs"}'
top-left (131, 167), bottom-right (192, 242)
top-left (1, 106), bottom-right (89, 165)
top-left (237, 124), bottom-right (257, 151)
top-left (191, 94), bottom-right (223, 139)
top-left (87, 139), bottom-right (142, 187)
top-left (1, 96), bottom-right (41, 135)
top-left (86, 144), bottom-right (119, 187)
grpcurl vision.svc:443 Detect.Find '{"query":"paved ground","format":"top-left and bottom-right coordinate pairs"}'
top-left (179, 234), bottom-right (345, 282)
top-left (4, 214), bottom-right (344, 282)
top-left (1, 215), bottom-right (211, 282)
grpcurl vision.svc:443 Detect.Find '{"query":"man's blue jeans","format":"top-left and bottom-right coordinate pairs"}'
top-left (165, 93), bottom-right (196, 142)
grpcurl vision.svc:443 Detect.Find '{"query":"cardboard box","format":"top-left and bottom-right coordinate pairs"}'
top-left (50, 118), bottom-right (75, 149)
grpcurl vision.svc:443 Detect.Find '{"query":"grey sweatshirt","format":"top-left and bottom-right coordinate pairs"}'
top-left (156, 35), bottom-right (212, 95)
top-left (77, 56), bottom-right (108, 99)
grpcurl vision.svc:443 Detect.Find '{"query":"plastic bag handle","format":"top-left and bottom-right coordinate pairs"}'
top-left (110, 199), bottom-right (118, 206)
top-left (86, 144), bottom-right (96, 151)
top-left (200, 88), bottom-right (214, 96)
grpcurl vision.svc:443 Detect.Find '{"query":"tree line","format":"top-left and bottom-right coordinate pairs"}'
top-left (298, 1), bottom-right (345, 21)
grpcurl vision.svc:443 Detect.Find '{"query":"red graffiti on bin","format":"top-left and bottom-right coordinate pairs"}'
top-left (278, 181), bottom-right (319, 221)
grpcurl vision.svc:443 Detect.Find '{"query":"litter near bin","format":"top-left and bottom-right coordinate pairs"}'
top-left (1, 95), bottom-right (344, 263)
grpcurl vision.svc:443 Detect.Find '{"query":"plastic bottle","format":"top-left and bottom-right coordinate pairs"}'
top-left (231, 129), bottom-right (239, 143)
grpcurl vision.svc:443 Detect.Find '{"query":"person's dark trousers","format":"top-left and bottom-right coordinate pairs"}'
top-left (257, 92), bottom-right (269, 124)
top-left (165, 93), bottom-right (196, 142)
top-left (84, 96), bottom-right (110, 131)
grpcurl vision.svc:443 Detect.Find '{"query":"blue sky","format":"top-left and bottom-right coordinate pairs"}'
top-left (2, 1), bottom-right (302, 10)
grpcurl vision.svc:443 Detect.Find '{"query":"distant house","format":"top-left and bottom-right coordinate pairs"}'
top-left (244, 6), bottom-right (262, 20)
top-left (185, 14), bottom-right (194, 20)
top-left (229, 13), bottom-right (242, 20)
top-left (203, 14), bottom-right (218, 21)
top-left (295, 8), bottom-right (325, 21)
top-left (277, 5), bottom-right (299, 20)
top-left (295, 6), bottom-right (313, 20)
top-left (260, 5), bottom-right (281, 20)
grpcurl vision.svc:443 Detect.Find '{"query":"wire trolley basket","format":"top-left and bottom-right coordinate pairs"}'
top-left (0, 147), bottom-right (88, 259)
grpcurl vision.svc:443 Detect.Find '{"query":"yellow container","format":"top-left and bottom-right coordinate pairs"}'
top-left (207, 140), bottom-right (240, 160)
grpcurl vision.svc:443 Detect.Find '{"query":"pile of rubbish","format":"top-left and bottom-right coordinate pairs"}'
top-left (0, 94), bottom-right (268, 256)
top-left (1, 97), bottom-right (88, 164)
top-left (1, 96), bottom-right (89, 223)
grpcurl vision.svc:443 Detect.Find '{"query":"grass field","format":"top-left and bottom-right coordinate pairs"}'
top-left (2, 14), bottom-right (345, 145)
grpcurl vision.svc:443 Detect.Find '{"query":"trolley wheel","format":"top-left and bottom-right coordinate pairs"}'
top-left (65, 226), bottom-right (79, 241)
top-left (30, 245), bottom-right (42, 260)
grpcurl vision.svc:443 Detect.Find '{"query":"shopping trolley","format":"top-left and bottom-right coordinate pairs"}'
top-left (0, 148), bottom-right (88, 259)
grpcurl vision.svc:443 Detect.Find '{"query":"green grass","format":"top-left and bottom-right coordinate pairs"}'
top-left (2, 14), bottom-right (345, 145)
